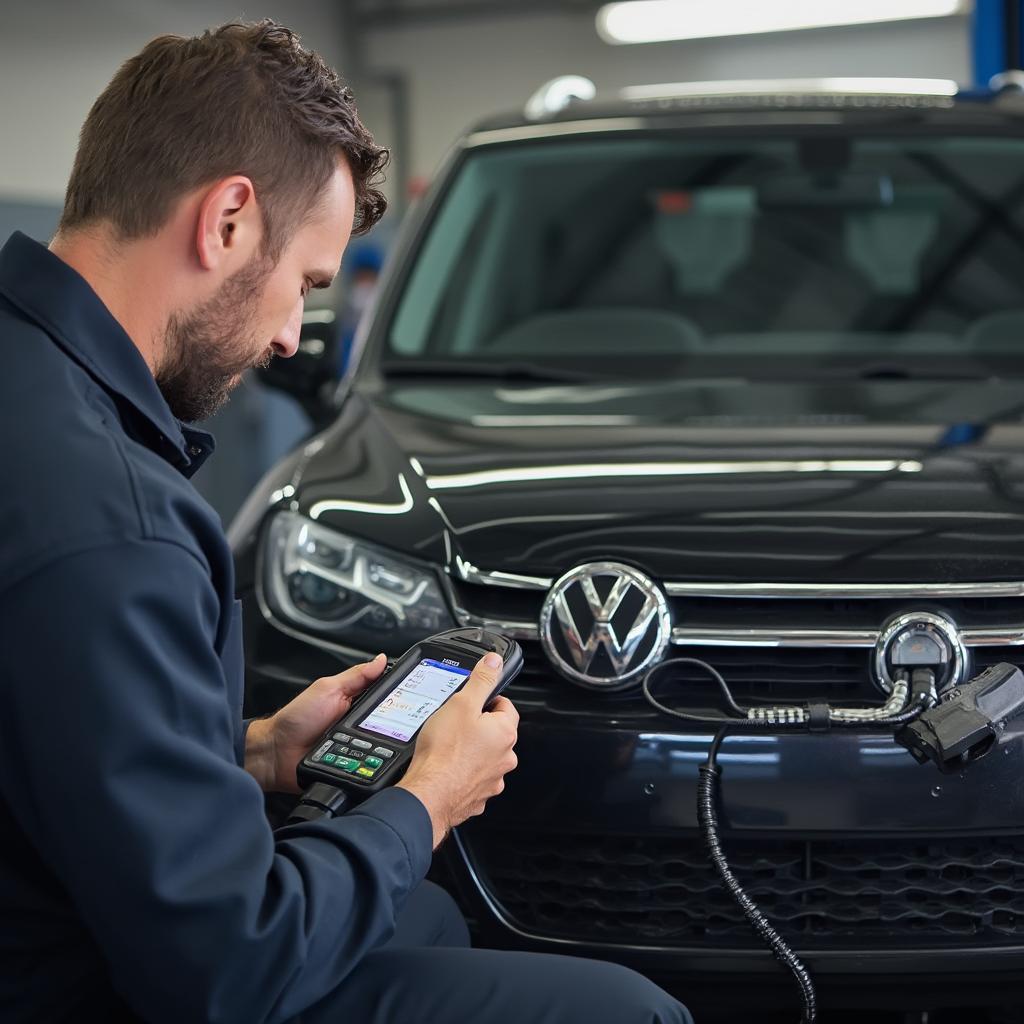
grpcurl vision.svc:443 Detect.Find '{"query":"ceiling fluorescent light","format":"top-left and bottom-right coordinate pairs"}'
top-left (597, 0), bottom-right (965, 45)
top-left (620, 77), bottom-right (959, 99)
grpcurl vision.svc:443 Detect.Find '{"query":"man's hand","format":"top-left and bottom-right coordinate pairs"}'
top-left (397, 652), bottom-right (519, 849)
top-left (245, 654), bottom-right (388, 793)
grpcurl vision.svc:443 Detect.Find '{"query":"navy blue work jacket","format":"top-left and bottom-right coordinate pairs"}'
top-left (0, 232), bottom-right (433, 1023)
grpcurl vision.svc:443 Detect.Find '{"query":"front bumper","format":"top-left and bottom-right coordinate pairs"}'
top-left (242, 596), bottom-right (1024, 1003)
top-left (439, 709), bottom-right (1024, 1011)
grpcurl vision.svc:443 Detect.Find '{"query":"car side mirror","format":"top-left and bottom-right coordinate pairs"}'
top-left (257, 310), bottom-right (340, 428)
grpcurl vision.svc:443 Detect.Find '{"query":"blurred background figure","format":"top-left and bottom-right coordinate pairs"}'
top-left (340, 244), bottom-right (385, 375)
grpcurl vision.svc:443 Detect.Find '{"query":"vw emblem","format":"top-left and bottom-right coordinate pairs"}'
top-left (539, 562), bottom-right (672, 689)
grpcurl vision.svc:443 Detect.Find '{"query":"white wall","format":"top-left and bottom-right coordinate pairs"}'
top-left (362, 9), bottom-right (973, 187)
top-left (0, 0), bottom-right (352, 205)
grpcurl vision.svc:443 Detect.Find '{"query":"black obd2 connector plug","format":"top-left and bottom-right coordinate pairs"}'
top-left (896, 662), bottom-right (1024, 773)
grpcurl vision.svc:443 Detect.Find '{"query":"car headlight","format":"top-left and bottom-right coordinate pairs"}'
top-left (261, 511), bottom-right (455, 653)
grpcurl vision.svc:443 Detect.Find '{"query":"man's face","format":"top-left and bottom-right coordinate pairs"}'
top-left (157, 161), bottom-right (356, 423)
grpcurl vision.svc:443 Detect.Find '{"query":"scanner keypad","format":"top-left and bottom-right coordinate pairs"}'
top-left (311, 737), bottom-right (385, 779)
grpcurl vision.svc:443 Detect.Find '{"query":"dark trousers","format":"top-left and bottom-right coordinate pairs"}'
top-left (293, 881), bottom-right (693, 1024)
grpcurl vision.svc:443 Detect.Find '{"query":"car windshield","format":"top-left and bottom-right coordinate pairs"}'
top-left (383, 132), bottom-right (1024, 380)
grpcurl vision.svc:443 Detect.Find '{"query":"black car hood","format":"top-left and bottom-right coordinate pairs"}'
top-left (295, 377), bottom-right (1024, 584)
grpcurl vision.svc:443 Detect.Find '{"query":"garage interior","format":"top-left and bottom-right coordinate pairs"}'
top-left (5, 1), bottom-right (1024, 1022)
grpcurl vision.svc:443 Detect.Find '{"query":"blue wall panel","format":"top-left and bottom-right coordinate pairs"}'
top-left (973, 0), bottom-right (1024, 86)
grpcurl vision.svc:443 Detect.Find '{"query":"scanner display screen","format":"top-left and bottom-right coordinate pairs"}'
top-left (358, 658), bottom-right (471, 743)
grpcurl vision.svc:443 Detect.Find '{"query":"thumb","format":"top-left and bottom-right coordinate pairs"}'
top-left (464, 651), bottom-right (503, 709)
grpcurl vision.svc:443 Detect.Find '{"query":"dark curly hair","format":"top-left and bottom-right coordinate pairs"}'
top-left (60, 20), bottom-right (388, 254)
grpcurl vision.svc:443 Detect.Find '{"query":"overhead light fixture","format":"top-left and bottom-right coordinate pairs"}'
top-left (597, 0), bottom-right (965, 45)
top-left (620, 77), bottom-right (959, 100)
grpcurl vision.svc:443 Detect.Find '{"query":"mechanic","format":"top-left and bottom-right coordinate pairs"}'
top-left (0, 20), bottom-right (690, 1024)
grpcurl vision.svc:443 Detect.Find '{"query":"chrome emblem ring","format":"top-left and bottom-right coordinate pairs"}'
top-left (539, 562), bottom-right (672, 689)
top-left (874, 610), bottom-right (967, 693)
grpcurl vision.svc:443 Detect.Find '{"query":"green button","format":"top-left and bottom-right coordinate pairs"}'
top-left (364, 756), bottom-right (383, 769)
top-left (321, 753), bottom-right (336, 764)
top-left (337, 757), bottom-right (361, 772)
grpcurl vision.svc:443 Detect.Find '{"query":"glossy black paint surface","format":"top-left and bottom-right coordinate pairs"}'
top-left (233, 96), bottom-right (1024, 990)
top-left (293, 377), bottom-right (1024, 584)
top-left (479, 712), bottom-right (1024, 834)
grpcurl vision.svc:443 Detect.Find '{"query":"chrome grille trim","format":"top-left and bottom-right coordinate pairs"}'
top-left (672, 627), bottom-right (878, 648)
top-left (440, 572), bottom-right (540, 640)
top-left (443, 618), bottom-right (1024, 650)
top-left (664, 581), bottom-right (1024, 599)
top-left (453, 562), bottom-right (552, 591)
top-left (447, 568), bottom-right (1024, 651)
top-left (671, 626), bottom-right (1024, 649)
top-left (962, 627), bottom-right (1024, 647)
top-left (454, 564), bottom-right (1024, 600)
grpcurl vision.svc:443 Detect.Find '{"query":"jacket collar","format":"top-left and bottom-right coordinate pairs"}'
top-left (0, 231), bottom-right (213, 476)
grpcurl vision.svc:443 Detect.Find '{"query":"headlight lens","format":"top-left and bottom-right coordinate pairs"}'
top-left (262, 511), bottom-right (455, 653)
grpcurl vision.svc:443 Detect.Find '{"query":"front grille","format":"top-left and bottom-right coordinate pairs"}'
top-left (463, 828), bottom-right (1024, 949)
top-left (450, 579), bottom-right (1024, 635)
top-left (671, 594), bottom-right (1024, 632)
top-left (513, 643), bottom-right (1024, 707)
top-left (450, 575), bottom-right (1024, 705)
top-left (659, 645), bottom-right (871, 704)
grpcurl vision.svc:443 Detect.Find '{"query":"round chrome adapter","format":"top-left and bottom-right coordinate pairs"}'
top-left (873, 610), bottom-right (966, 694)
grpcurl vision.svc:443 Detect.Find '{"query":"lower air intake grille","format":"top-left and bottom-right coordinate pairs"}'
top-left (462, 828), bottom-right (1024, 948)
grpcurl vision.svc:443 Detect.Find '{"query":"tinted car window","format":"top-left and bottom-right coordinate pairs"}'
top-left (387, 136), bottom-right (1024, 373)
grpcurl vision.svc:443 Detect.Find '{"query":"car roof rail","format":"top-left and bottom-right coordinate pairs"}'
top-left (525, 76), bottom-right (597, 120)
top-left (991, 69), bottom-right (1024, 93)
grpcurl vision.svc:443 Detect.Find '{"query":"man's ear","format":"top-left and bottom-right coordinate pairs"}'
top-left (195, 176), bottom-right (261, 272)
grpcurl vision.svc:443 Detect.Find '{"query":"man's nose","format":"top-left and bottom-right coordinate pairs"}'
top-left (271, 299), bottom-right (303, 358)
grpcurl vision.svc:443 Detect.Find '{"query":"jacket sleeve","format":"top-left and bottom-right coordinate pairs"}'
top-left (0, 538), bottom-right (434, 1024)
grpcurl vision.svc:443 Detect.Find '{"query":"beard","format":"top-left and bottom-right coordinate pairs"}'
top-left (156, 254), bottom-right (276, 423)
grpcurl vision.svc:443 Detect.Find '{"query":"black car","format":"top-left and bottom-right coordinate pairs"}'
top-left (230, 80), bottom-right (1024, 1013)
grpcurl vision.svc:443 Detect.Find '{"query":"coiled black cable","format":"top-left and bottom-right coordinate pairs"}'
top-left (642, 657), bottom-right (935, 1024)
top-left (698, 728), bottom-right (817, 1024)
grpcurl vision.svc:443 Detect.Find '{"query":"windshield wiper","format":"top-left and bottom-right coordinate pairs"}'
top-left (856, 364), bottom-right (995, 382)
top-left (778, 363), bottom-right (998, 382)
top-left (380, 359), bottom-right (598, 383)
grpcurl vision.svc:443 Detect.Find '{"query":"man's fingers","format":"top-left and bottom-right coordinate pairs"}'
top-left (317, 653), bottom-right (388, 698)
top-left (464, 651), bottom-right (503, 709)
top-left (487, 695), bottom-right (519, 725)
top-left (342, 652), bottom-right (388, 693)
